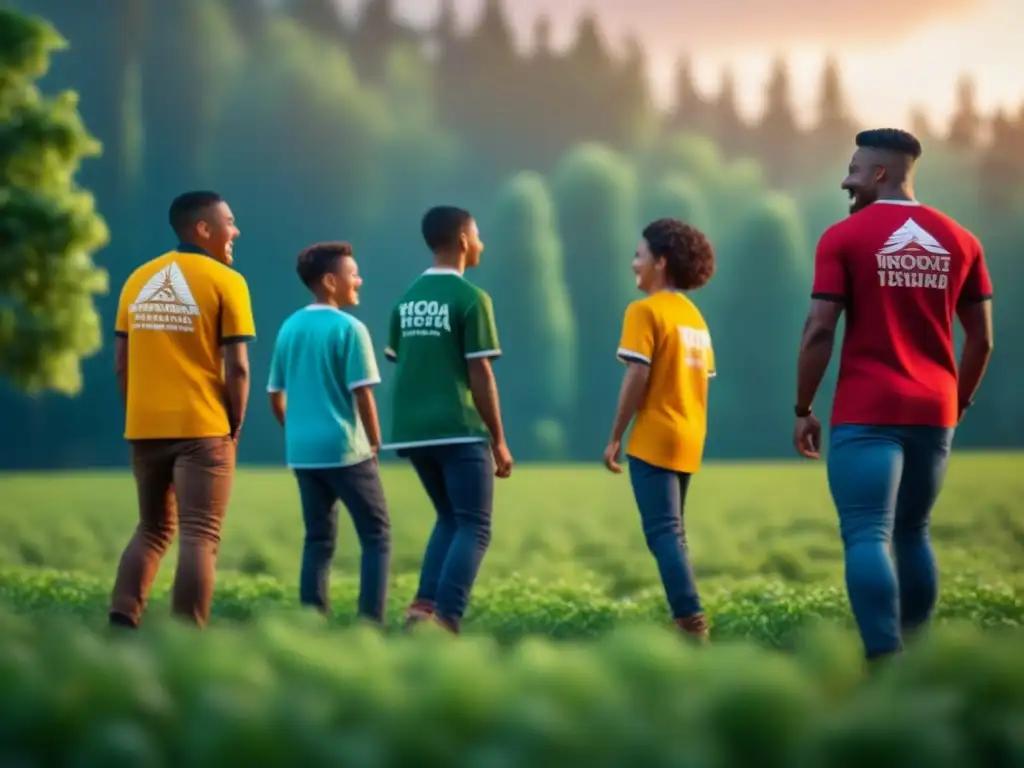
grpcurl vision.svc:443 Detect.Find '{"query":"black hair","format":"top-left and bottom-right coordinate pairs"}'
top-left (642, 218), bottom-right (716, 291)
top-left (421, 206), bottom-right (473, 252)
top-left (296, 241), bottom-right (354, 290)
top-left (855, 128), bottom-right (923, 160)
top-left (168, 191), bottom-right (224, 238)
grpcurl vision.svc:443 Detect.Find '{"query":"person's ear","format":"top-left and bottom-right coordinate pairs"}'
top-left (323, 273), bottom-right (337, 293)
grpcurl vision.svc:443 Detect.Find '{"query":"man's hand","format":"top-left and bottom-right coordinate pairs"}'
top-left (603, 439), bottom-right (623, 473)
top-left (491, 440), bottom-right (513, 478)
top-left (793, 414), bottom-right (822, 459)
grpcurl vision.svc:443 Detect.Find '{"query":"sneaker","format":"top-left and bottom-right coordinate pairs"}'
top-left (403, 599), bottom-right (435, 632)
top-left (674, 613), bottom-right (710, 644)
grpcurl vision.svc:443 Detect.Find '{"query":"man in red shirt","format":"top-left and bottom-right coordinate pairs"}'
top-left (793, 128), bottom-right (994, 664)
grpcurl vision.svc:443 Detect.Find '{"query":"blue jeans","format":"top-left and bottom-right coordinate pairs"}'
top-left (401, 441), bottom-right (494, 629)
top-left (827, 424), bottom-right (955, 659)
top-left (293, 459), bottom-right (391, 622)
top-left (628, 456), bottom-right (702, 619)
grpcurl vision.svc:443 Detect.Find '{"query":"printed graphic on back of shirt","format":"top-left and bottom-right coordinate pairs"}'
top-left (398, 299), bottom-right (451, 338)
top-left (875, 218), bottom-right (951, 290)
top-left (128, 262), bottom-right (200, 333)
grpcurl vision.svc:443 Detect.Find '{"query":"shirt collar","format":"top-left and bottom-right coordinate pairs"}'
top-left (871, 199), bottom-right (921, 207)
top-left (176, 242), bottom-right (211, 256)
top-left (423, 267), bottom-right (463, 276)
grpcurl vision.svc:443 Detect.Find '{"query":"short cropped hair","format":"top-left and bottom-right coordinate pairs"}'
top-left (642, 218), bottom-right (716, 291)
top-left (168, 191), bottom-right (223, 238)
top-left (296, 241), bottom-right (354, 289)
top-left (855, 128), bottom-right (922, 160)
top-left (421, 206), bottom-right (472, 252)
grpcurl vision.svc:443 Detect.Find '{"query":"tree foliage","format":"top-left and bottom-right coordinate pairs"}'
top-left (0, 8), bottom-right (108, 396)
top-left (485, 171), bottom-right (576, 459)
top-left (551, 144), bottom-right (638, 458)
top-left (713, 194), bottom-right (808, 456)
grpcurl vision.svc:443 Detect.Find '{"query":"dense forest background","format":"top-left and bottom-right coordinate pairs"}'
top-left (4, 0), bottom-right (1023, 469)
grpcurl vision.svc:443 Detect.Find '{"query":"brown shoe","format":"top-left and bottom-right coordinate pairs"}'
top-left (403, 599), bottom-right (435, 632)
top-left (674, 613), bottom-right (710, 644)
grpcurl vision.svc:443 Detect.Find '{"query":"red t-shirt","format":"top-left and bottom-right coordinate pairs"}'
top-left (812, 200), bottom-right (993, 428)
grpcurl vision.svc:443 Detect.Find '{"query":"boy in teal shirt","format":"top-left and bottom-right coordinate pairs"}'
top-left (384, 206), bottom-right (513, 633)
top-left (267, 242), bottom-right (391, 623)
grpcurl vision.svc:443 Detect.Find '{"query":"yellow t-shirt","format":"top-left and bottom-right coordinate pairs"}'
top-left (115, 247), bottom-right (256, 440)
top-left (616, 291), bottom-right (715, 474)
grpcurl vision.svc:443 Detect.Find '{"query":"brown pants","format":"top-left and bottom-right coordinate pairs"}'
top-left (110, 436), bottom-right (236, 627)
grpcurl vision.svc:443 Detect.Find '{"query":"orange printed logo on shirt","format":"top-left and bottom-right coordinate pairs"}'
top-left (616, 291), bottom-right (715, 474)
top-left (115, 249), bottom-right (256, 440)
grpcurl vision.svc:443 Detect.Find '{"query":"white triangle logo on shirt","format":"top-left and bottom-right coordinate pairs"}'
top-left (877, 218), bottom-right (949, 256)
top-left (133, 262), bottom-right (199, 309)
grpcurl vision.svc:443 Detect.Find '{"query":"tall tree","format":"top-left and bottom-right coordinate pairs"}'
top-left (614, 34), bottom-right (656, 150)
top-left (668, 55), bottom-right (710, 135)
top-left (484, 171), bottom-right (577, 459)
top-left (712, 193), bottom-right (809, 457)
top-left (712, 67), bottom-right (745, 155)
top-left (551, 143), bottom-right (638, 458)
top-left (139, 0), bottom-right (243, 261)
top-left (979, 108), bottom-right (1022, 211)
top-left (947, 76), bottom-right (981, 150)
top-left (813, 56), bottom-right (856, 165)
top-left (759, 57), bottom-right (800, 185)
top-left (350, 0), bottom-right (416, 84)
top-left (0, 8), bottom-right (109, 395)
top-left (290, 0), bottom-right (348, 43)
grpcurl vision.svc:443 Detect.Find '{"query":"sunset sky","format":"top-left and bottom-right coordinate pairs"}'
top-left (336, 0), bottom-right (1022, 130)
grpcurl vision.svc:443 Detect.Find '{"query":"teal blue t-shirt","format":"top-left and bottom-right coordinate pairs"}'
top-left (267, 304), bottom-right (380, 468)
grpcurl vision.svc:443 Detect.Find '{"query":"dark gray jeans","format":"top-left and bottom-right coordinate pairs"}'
top-left (293, 458), bottom-right (391, 622)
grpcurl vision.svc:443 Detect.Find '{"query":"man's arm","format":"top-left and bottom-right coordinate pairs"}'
top-left (795, 299), bottom-right (844, 413)
top-left (114, 336), bottom-right (128, 405)
top-left (268, 391), bottom-right (286, 427)
top-left (608, 362), bottom-right (650, 445)
top-left (955, 299), bottom-right (994, 419)
top-left (468, 357), bottom-right (506, 447)
top-left (223, 342), bottom-right (250, 438)
top-left (353, 386), bottom-right (382, 455)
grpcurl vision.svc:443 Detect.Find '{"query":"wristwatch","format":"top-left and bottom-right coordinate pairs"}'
top-left (794, 405), bottom-right (812, 418)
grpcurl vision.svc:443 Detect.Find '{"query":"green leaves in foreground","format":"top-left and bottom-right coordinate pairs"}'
top-left (0, 610), bottom-right (1023, 767)
top-left (1, 567), bottom-right (1021, 648)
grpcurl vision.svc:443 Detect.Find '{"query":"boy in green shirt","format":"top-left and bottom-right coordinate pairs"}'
top-left (384, 206), bottom-right (513, 633)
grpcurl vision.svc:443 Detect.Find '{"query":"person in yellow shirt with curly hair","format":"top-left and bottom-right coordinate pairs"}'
top-left (603, 217), bottom-right (717, 642)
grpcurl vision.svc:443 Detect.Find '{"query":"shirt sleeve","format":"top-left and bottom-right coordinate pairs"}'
top-left (960, 242), bottom-right (994, 304)
top-left (384, 304), bottom-right (399, 362)
top-left (707, 338), bottom-right (717, 379)
top-left (220, 273), bottom-right (256, 345)
top-left (345, 322), bottom-right (381, 390)
top-left (115, 282), bottom-right (130, 338)
top-left (463, 292), bottom-right (501, 360)
top-left (267, 332), bottom-right (284, 393)
top-left (811, 224), bottom-right (847, 301)
top-left (617, 302), bottom-right (655, 365)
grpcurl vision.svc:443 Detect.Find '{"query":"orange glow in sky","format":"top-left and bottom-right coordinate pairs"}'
top-left (360, 0), bottom-right (1022, 129)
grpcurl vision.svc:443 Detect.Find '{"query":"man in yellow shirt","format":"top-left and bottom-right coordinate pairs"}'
top-left (109, 191), bottom-right (256, 628)
top-left (604, 217), bottom-right (717, 642)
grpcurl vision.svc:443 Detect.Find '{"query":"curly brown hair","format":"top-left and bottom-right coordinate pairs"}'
top-left (296, 241), bottom-right (354, 289)
top-left (642, 218), bottom-right (715, 291)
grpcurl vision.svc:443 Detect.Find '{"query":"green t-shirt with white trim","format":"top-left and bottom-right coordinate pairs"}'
top-left (384, 268), bottom-right (501, 449)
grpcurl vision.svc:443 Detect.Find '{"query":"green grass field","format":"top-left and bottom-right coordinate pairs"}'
top-left (3, 455), bottom-right (1024, 764)
top-left (1, 453), bottom-right (1022, 643)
